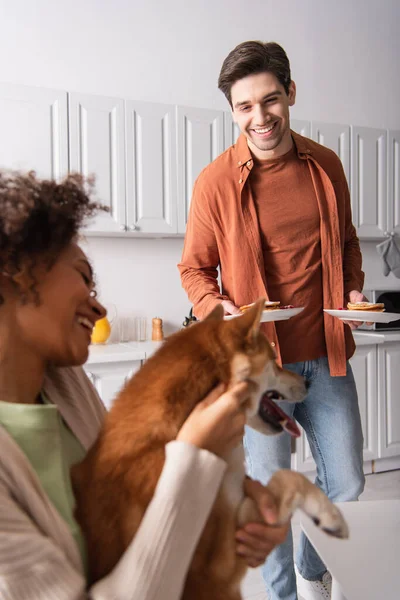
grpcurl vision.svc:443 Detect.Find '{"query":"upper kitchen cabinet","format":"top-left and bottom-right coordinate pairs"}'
top-left (0, 83), bottom-right (68, 180)
top-left (177, 106), bottom-right (224, 233)
top-left (69, 93), bottom-right (126, 233)
top-left (387, 130), bottom-right (400, 236)
top-left (224, 112), bottom-right (241, 148)
top-left (125, 101), bottom-right (177, 234)
top-left (290, 119), bottom-right (311, 138)
top-left (311, 122), bottom-right (350, 183)
top-left (351, 126), bottom-right (387, 238)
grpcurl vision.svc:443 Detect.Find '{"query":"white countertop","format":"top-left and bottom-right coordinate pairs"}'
top-left (85, 330), bottom-right (400, 365)
top-left (86, 340), bottom-right (163, 364)
top-left (353, 330), bottom-right (400, 344)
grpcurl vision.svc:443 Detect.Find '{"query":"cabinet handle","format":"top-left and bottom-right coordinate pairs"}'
top-left (129, 224), bottom-right (137, 231)
top-left (119, 224), bottom-right (127, 231)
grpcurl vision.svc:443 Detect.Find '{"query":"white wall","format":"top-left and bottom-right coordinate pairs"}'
top-left (1, 0), bottom-right (400, 334)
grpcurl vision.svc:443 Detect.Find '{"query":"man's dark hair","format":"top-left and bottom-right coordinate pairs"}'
top-left (218, 41), bottom-right (292, 107)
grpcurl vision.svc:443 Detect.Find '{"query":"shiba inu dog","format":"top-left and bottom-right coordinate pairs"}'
top-left (72, 298), bottom-right (348, 599)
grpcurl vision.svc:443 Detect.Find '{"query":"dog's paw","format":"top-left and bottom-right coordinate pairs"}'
top-left (308, 501), bottom-right (349, 539)
top-left (265, 470), bottom-right (349, 539)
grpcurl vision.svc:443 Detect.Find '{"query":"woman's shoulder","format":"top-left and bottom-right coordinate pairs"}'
top-left (44, 365), bottom-right (106, 450)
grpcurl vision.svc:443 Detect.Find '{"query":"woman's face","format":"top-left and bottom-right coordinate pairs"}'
top-left (12, 243), bottom-right (106, 367)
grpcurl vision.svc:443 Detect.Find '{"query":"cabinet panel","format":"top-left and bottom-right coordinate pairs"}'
top-left (311, 121), bottom-right (350, 183)
top-left (224, 112), bottom-right (241, 148)
top-left (69, 93), bottom-right (126, 233)
top-left (387, 130), bottom-right (400, 235)
top-left (125, 101), bottom-right (177, 233)
top-left (350, 345), bottom-right (379, 461)
top-left (85, 360), bottom-right (141, 410)
top-left (291, 119), bottom-right (311, 138)
top-left (351, 127), bottom-right (387, 237)
top-left (0, 83), bottom-right (68, 180)
top-left (177, 106), bottom-right (224, 233)
top-left (378, 343), bottom-right (400, 458)
top-left (295, 429), bottom-right (316, 473)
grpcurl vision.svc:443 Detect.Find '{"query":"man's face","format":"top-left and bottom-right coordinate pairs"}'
top-left (231, 71), bottom-right (296, 160)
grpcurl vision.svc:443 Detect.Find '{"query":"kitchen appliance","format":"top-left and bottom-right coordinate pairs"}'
top-left (369, 290), bottom-right (400, 330)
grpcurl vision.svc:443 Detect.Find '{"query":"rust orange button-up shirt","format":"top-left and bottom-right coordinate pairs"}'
top-left (178, 132), bottom-right (364, 376)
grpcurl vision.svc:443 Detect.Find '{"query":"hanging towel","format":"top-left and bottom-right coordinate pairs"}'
top-left (376, 235), bottom-right (400, 278)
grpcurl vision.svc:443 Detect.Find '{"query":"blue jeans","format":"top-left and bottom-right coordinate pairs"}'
top-left (244, 357), bottom-right (365, 600)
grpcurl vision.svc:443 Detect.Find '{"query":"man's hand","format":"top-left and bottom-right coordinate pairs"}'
top-left (221, 300), bottom-right (241, 316)
top-left (235, 479), bottom-right (289, 568)
top-left (343, 290), bottom-right (372, 329)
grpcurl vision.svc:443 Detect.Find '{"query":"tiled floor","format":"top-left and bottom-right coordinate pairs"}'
top-left (241, 469), bottom-right (400, 599)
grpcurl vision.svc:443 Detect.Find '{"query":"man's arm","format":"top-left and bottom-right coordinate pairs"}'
top-left (178, 175), bottom-right (230, 320)
top-left (341, 168), bottom-right (365, 298)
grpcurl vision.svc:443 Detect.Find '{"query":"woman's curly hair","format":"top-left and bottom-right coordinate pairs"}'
top-left (0, 170), bottom-right (107, 305)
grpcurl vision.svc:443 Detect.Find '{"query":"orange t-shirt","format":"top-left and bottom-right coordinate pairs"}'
top-left (250, 145), bottom-right (327, 364)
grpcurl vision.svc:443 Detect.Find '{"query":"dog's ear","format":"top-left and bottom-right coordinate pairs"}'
top-left (203, 303), bottom-right (224, 321)
top-left (232, 298), bottom-right (265, 342)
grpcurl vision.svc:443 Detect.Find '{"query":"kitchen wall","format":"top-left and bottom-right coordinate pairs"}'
top-left (1, 0), bottom-right (399, 333)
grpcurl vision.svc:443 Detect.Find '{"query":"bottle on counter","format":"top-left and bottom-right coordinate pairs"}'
top-left (152, 317), bottom-right (164, 341)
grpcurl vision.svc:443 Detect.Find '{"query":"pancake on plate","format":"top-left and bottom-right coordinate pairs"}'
top-left (346, 302), bottom-right (385, 312)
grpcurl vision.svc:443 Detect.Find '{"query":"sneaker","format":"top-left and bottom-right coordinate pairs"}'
top-left (295, 566), bottom-right (332, 599)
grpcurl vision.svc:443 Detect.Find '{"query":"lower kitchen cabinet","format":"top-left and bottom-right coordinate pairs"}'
top-left (84, 360), bottom-right (142, 411)
top-left (377, 342), bottom-right (400, 463)
top-left (294, 338), bottom-right (400, 477)
top-left (294, 342), bottom-right (381, 476)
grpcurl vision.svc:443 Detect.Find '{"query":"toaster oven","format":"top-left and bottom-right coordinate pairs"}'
top-left (369, 290), bottom-right (400, 330)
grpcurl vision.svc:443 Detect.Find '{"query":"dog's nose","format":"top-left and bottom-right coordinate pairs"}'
top-left (305, 379), bottom-right (311, 390)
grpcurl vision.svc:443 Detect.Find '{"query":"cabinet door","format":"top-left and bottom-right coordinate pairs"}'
top-left (350, 345), bottom-right (379, 461)
top-left (177, 106), bottom-right (224, 233)
top-left (69, 93), bottom-right (126, 233)
top-left (85, 361), bottom-right (141, 411)
top-left (311, 122), bottom-right (350, 183)
top-left (351, 126), bottom-right (387, 238)
top-left (0, 83), bottom-right (68, 180)
top-left (295, 428), bottom-right (316, 473)
top-left (125, 101), bottom-right (177, 234)
top-left (224, 112), bottom-right (241, 148)
top-left (291, 119), bottom-right (311, 138)
top-left (387, 130), bottom-right (400, 235)
top-left (378, 343), bottom-right (400, 458)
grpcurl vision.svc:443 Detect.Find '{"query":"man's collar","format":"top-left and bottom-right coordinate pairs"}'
top-left (234, 129), bottom-right (312, 166)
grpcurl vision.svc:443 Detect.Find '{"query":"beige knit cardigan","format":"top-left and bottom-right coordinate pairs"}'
top-left (0, 365), bottom-right (226, 600)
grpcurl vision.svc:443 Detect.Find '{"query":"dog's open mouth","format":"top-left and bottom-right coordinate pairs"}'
top-left (259, 391), bottom-right (301, 438)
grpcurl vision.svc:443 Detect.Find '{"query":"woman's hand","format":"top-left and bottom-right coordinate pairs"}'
top-left (236, 479), bottom-right (289, 568)
top-left (176, 381), bottom-right (256, 458)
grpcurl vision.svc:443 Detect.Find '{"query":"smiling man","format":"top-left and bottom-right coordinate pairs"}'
top-left (178, 41), bottom-right (368, 600)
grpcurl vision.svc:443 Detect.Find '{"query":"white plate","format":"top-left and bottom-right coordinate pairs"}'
top-left (324, 309), bottom-right (400, 323)
top-left (225, 307), bottom-right (304, 322)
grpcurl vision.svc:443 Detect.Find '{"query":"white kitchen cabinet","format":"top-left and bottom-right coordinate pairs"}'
top-left (177, 106), bottom-right (224, 233)
top-left (291, 119), bottom-right (311, 138)
top-left (351, 126), bottom-right (387, 238)
top-left (69, 92), bottom-right (126, 233)
top-left (0, 82), bottom-right (68, 180)
top-left (311, 121), bottom-right (350, 183)
top-left (349, 345), bottom-right (379, 463)
top-left (85, 360), bottom-right (142, 411)
top-left (224, 112), bottom-right (241, 148)
top-left (294, 342), bottom-right (379, 475)
top-left (377, 341), bottom-right (400, 460)
top-left (125, 101), bottom-right (178, 234)
top-left (387, 130), bottom-right (400, 236)
top-left (294, 429), bottom-right (315, 474)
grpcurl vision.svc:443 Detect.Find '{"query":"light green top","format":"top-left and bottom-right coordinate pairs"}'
top-left (0, 393), bottom-right (88, 572)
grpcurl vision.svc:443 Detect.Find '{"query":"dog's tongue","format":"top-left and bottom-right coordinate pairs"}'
top-left (262, 393), bottom-right (301, 438)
